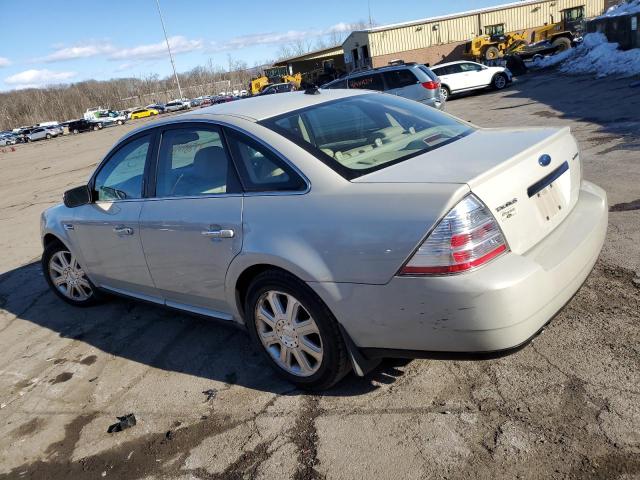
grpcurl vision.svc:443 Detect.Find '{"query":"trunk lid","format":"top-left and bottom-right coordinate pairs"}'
top-left (353, 127), bottom-right (582, 254)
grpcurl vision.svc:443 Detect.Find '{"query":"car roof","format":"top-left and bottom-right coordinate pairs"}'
top-left (432, 60), bottom-right (478, 68)
top-left (190, 89), bottom-right (369, 121)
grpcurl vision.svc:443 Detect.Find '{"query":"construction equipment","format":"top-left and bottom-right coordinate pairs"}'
top-left (465, 6), bottom-right (585, 61)
top-left (249, 66), bottom-right (302, 95)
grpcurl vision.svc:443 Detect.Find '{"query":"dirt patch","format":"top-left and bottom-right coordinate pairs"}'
top-left (49, 372), bottom-right (73, 384)
top-left (79, 355), bottom-right (97, 366)
top-left (9, 417), bottom-right (45, 438)
top-left (292, 396), bottom-right (323, 480)
top-left (610, 199), bottom-right (640, 212)
top-left (532, 110), bottom-right (560, 118)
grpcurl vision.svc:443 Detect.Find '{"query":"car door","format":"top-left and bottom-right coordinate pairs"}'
top-left (437, 64), bottom-right (464, 92)
top-left (459, 62), bottom-right (488, 88)
top-left (70, 132), bottom-right (160, 300)
top-left (138, 123), bottom-right (243, 317)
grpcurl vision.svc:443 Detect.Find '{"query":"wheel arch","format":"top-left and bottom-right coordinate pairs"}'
top-left (229, 260), bottom-right (378, 377)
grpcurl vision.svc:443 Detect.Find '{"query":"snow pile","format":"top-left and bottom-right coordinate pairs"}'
top-left (598, 0), bottom-right (640, 18)
top-left (531, 32), bottom-right (640, 78)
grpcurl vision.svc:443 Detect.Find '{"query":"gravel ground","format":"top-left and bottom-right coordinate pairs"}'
top-left (0, 71), bottom-right (638, 480)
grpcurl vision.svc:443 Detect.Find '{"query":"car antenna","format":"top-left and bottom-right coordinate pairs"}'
top-left (304, 85), bottom-right (320, 95)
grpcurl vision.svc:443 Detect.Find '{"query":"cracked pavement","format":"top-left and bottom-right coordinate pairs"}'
top-left (0, 72), bottom-right (638, 479)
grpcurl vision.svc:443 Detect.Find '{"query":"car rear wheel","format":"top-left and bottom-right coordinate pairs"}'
top-left (245, 270), bottom-right (350, 390)
top-left (440, 86), bottom-right (450, 101)
top-left (42, 242), bottom-right (100, 307)
top-left (46, 133), bottom-right (51, 139)
top-left (492, 73), bottom-right (508, 90)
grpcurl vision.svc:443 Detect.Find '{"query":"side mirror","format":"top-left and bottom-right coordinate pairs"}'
top-left (64, 185), bottom-right (91, 208)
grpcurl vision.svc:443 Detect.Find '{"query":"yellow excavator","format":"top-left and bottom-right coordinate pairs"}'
top-left (249, 66), bottom-right (302, 95)
top-left (466, 6), bottom-right (584, 61)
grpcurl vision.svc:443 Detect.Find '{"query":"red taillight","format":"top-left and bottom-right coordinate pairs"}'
top-left (399, 195), bottom-right (508, 276)
top-left (421, 80), bottom-right (440, 90)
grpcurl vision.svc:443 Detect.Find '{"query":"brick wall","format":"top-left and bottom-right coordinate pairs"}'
top-left (371, 41), bottom-right (468, 68)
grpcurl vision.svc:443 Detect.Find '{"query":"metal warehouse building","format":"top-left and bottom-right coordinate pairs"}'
top-left (342, 0), bottom-right (608, 70)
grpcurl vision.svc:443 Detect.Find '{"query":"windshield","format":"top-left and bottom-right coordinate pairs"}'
top-left (261, 94), bottom-right (473, 179)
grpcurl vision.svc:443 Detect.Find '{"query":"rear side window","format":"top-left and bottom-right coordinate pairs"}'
top-left (347, 74), bottom-right (384, 91)
top-left (383, 69), bottom-right (418, 89)
top-left (155, 127), bottom-right (239, 197)
top-left (225, 130), bottom-right (306, 192)
top-left (324, 78), bottom-right (347, 89)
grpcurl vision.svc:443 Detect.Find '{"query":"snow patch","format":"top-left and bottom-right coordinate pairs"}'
top-left (597, 0), bottom-right (640, 18)
top-left (531, 32), bottom-right (640, 78)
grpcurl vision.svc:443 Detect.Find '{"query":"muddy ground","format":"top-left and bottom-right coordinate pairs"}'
top-left (0, 71), bottom-right (638, 479)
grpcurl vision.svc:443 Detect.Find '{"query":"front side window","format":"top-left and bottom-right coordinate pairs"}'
top-left (460, 62), bottom-right (483, 72)
top-left (347, 74), bottom-right (384, 91)
top-left (563, 6), bottom-right (584, 21)
top-left (485, 24), bottom-right (505, 36)
top-left (262, 94), bottom-right (473, 179)
top-left (383, 69), bottom-right (418, 89)
top-left (324, 78), bottom-right (347, 89)
top-left (155, 127), bottom-right (237, 197)
top-left (226, 130), bottom-right (306, 192)
top-left (94, 135), bottom-right (150, 201)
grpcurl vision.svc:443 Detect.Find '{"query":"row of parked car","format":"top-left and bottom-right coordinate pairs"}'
top-left (0, 94), bottom-right (253, 147)
top-left (321, 60), bottom-right (513, 108)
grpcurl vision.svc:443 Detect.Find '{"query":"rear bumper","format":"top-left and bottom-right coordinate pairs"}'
top-left (309, 181), bottom-right (607, 354)
top-left (422, 96), bottom-right (445, 110)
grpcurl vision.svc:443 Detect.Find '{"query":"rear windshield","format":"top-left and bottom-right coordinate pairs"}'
top-left (261, 94), bottom-right (473, 179)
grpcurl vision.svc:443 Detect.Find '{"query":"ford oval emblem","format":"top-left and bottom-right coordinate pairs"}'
top-left (538, 154), bottom-right (552, 167)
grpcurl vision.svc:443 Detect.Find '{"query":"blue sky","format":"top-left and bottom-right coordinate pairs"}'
top-left (0, 0), bottom-right (508, 91)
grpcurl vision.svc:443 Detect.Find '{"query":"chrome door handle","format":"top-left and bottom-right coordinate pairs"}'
top-left (113, 226), bottom-right (134, 235)
top-left (201, 229), bottom-right (234, 238)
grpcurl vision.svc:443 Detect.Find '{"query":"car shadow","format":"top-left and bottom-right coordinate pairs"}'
top-left (500, 70), bottom-right (640, 145)
top-left (0, 261), bottom-right (410, 397)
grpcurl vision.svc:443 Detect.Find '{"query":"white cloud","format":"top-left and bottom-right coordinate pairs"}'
top-left (4, 69), bottom-right (76, 89)
top-left (0, 57), bottom-right (10, 67)
top-left (39, 44), bottom-right (115, 62)
top-left (109, 36), bottom-right (203, 61)
top-left (208, 22), bottom-right (362, 53)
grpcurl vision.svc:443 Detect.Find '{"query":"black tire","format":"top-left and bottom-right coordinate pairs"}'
top-left (93, 125), bottom-right (99, 131)
top-left (244, 270), bottom-right (350, 390)
top-left (552, 36), bottom-right (572, 53)
top-left (46, 133), bottom-right (51, 139)
top-left (117, 120), bottom-right (123, 125)
top-left (440, 85), bottom-right (450, 102)
top-left (73, 129), bottom-right (79, 134)
top-left (42, 241), bottom-right (102, 307)
top-left (492, 73), bottom-right (508, 90)
top-left (484, 45), bottom-right (500, 60)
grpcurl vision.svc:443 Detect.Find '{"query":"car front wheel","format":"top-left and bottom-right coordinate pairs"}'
top-left (42, 242), bottom-right (100, 307)
top-left (493, 73), bottom-right (508, 90)
top-left (245, 270), bottom-right (350, 390)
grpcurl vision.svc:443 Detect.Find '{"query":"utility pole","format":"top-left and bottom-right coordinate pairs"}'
top-left (368, 0), bottom-right (373, 28)
top-left (155, 0), bottom-right (183, 100)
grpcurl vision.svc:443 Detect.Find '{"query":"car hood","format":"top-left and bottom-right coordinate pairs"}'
top-left (351, 127), bottom-right (567, 185)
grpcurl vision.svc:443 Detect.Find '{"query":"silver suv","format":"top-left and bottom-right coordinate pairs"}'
top-left (322, 62), bottom-right (445, 110)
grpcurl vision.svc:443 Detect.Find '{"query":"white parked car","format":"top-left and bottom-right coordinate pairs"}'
top-left (431, 61), bottom-right (512, 101)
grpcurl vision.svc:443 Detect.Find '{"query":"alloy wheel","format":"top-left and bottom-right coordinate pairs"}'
top-left (494, 75), bottom-right (506, 89)
top-left (48, 250), bottom-right (93, 301)
top-left (255, 290), bottom-right (323, 377)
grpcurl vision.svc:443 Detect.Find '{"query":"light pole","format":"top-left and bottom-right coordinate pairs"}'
top-left (155, 0), bottom-right (183, 100)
